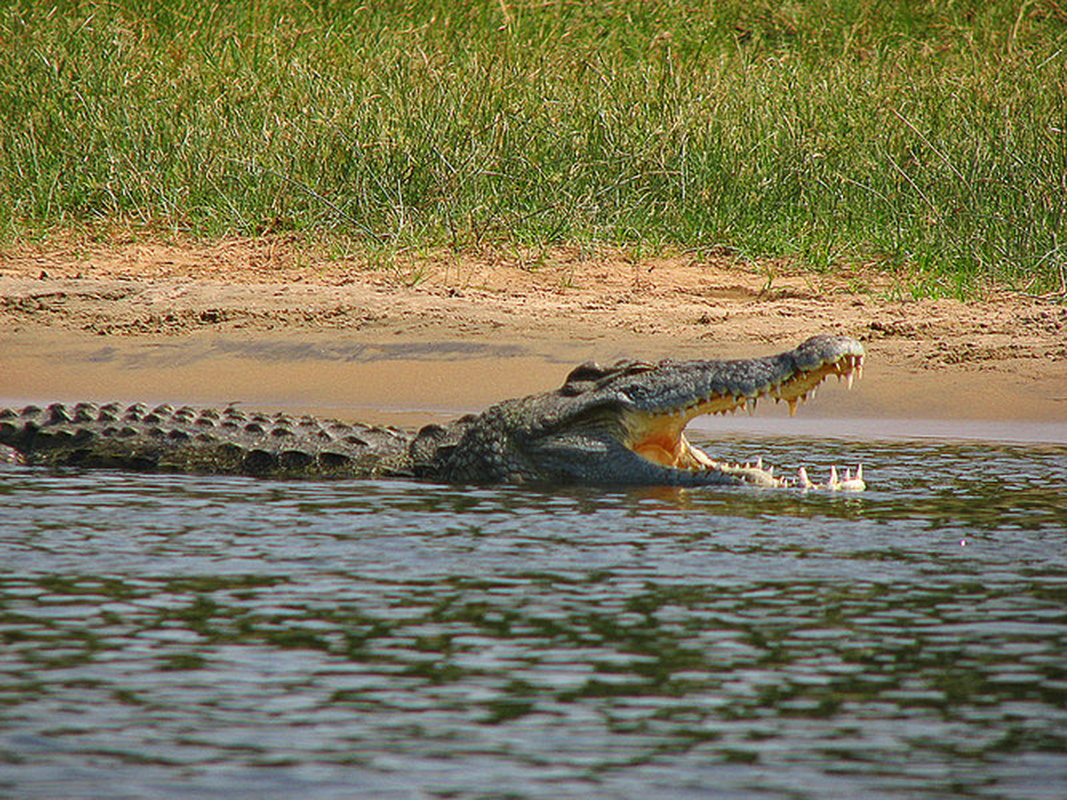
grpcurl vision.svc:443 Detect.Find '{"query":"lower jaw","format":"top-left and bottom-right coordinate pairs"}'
top-left (659, 454), bottom-right (866, 491)
top-left (630, 430), bottom-right (865, 491)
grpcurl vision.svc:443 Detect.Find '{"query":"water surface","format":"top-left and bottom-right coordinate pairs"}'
top-left (1, 436), bottom-right (1065, 799)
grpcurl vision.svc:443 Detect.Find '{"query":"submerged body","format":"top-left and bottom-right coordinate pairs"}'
top-left (0, 335), bottom-right (865, 488)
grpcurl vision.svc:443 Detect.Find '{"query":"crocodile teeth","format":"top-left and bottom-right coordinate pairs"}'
top-left (836, 464), bottom-right (866, 491)
top-left (793, 463), bottom-right (866, 491)
top-left (691, 447), bottom-right (716, 468)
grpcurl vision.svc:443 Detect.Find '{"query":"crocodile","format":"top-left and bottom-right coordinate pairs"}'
top-left (0, 334), bottom-right (865, 489)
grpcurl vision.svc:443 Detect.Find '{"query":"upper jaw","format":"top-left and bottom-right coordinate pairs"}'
top-left (618, 334), bottom-right (866, 418)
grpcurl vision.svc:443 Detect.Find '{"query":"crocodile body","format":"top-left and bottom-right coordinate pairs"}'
top-left (0, 335), bottom-right (865, 488)
top-left (0, 402), bottom-right (416, 478)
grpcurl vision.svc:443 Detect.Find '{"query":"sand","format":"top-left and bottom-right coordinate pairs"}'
top-left (2, 235), bottom-right (1064, 439)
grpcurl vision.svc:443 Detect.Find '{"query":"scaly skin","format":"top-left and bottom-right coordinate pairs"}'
top-left (0, 403), bottom-right (415, 478)
top-left (0, 335), bottom-right (866, 488)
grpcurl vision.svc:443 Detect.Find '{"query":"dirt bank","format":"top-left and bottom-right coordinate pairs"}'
top-left (1, 236), bottom-right (1065, 431)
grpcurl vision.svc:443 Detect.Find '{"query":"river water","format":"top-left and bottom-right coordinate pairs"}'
top-left (1, 434), bottom-right (1066, 799)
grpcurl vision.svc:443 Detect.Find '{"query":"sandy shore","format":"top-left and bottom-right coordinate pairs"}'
top-left (2, 236), bottom-right (1065, 437)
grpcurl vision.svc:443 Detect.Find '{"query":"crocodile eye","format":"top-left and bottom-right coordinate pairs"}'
top-left (565, 362), bottom-right (609, 383)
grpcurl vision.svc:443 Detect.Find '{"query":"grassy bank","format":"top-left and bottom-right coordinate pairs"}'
top-left (1, 1), bottom-right (1065, 296)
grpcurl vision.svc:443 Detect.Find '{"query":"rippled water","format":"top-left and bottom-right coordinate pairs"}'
top-left (1, 436), bottom-right (1066, 799)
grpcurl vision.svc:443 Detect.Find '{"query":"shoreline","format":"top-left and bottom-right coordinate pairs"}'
top-left (2, 239), bottom-right (1065, 439)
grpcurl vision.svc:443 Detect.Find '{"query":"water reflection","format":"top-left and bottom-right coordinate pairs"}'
top-left (0, 438), bottom-right (1065, 799)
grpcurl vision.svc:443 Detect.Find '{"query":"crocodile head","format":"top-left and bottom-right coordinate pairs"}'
top-left (419, 334), bottom-right (866, 487)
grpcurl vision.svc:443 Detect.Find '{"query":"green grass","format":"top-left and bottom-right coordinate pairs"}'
top-left (1, 0), bottom-right (1065, 296)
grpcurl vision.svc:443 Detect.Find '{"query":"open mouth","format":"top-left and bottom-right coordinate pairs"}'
top-left (623, 350), bottom-right (866, 490)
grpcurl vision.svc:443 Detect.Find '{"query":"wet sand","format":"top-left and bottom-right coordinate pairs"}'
top-left (3, 327), bottom-right (1064, 445)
